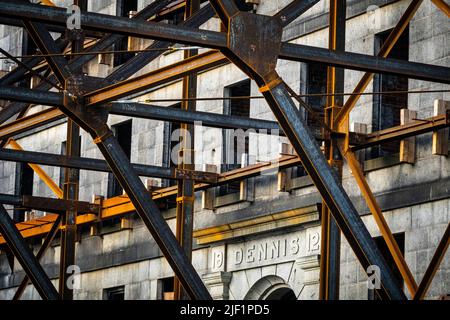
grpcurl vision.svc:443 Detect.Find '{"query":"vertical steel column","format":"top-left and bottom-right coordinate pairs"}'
top-left (59, 0), bottom-right (84, 299)
top-left (174, 0), bottom-right (200, 301)
top-left (0, 204), bottom-right (59, 300)
top-left (319, 0), bottom-right (345, 301)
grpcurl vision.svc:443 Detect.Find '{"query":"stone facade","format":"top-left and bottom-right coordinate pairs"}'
top-left (0, 0), bottom-right (449, 300)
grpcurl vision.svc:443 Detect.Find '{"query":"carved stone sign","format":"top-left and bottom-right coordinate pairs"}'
top-left (223, 227), bottom-right (321, 272)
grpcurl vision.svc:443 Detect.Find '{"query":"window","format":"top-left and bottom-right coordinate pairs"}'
top-left (113, 0), bottom-right (138, 67)
top-left (291, 62), bottom-right (328, 181)
top-left (107, 120), bottom-right (132, 198)
top-left (302, 62), bottom-right (327, 126)
top-left (220, 79), bottom-right (251, 196)
top-left (13, 163), bottom-right (34, 222)
top-left (371, 27), bottom-right (409, 159)
top-left (103, 286), bottom-right (125, 300)
top-left (159, 277), bottom-right (174, 300)
top-left (368, 233), bottom-right (405, 300)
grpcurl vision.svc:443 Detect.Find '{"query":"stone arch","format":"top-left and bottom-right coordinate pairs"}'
top-left (244, 275), bottom-right (297, 300)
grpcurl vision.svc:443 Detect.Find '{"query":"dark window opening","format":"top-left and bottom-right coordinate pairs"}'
top-left (219, 79), bottom-right (251, 196)
top-left (293, 62), bottom-right (328, 179)
top-left (371, 27), bottom-right (409, 159)
top-left (103, 286), bottom-right (125, 300)
top-left (160, 277), bottom-right (174, 300)
top-left (107, 120), bottom-right (132, 198)
top-left (114, 0), bottom-right (138, 66)
top-left (368, 232), bottom-right (405, 300)
top-left (304, 62), bottom-right (327, 125)
top-left (14, 162), bottom-right (34, 222)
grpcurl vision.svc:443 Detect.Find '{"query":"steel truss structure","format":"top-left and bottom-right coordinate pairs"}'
top-left (0, 0), bottom-right (448, 300)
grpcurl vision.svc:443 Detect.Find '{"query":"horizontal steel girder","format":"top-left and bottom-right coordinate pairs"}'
top-left (0, 1), bottom-right (449, 83)
top-left (0, 204), bottom-right (59, 300)
top-left (0, 194), bottom-right (99, 214)
top-left (0, 1), bottom-right (226, 49)
top-left (0, 148), bottom-right (217, 183)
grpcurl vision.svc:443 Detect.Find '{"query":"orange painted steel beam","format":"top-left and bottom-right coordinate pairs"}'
top-left (0, 107), bottom-right (65, 141)
top-left (8, 139), bottom-right (63, 199)
top-left (339, 143), bottom-right (418, 296)
top-left (334, 0), bottom-right (423, 129)
top-left (0, 154), bottom-right (302, 244)
top-left (414, 223), bottom-right (450, 300)
top-left (431, 0), bottom-right (450, 17)
top-left (84, 50), bottom-right (228, 106)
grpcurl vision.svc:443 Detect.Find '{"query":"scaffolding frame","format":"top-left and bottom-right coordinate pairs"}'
top-left (0, 0), bottom-right (447, 300)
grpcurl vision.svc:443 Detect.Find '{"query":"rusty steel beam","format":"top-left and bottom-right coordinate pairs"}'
top-left (414, 223), bottom-right (450, 300)
top-left (22, 21), bottom-right (71, 85)
top-left (275, 0), bottom-right (320, 27)
top-left (0, 107), bottom-right (65, 141)
top-left (319, 0), bottom-right (345, 301)
top-left (0, 193), bottom-right (99, 214)
top-left (0, 154), bottom-right (302, 245)
top-left (208, 0), bottom-right (240, 29)
top-left (351, 112), bottom-right (450, 151)
top-left (0, 0), bottom-right (193, 126)
top-left (13, 215), bottom-right (61, 300)
top-left (1, 1), bottom-right (448, 84)
top-left (174, 0), bottom-right (200, 300)
top-left (0, 1), bottom-right (227, 49)
top-left (333, 0), bottom-right (424, 129)
top-left (431, 0), bottom-right (450, 17)
top-left (0, 148), bottom-right (218, 183)
top-left (85, 50), bottom-right (228, 106)
top-left (0, 204), bottom-right (59, 300)
top-left (211, 2), bottom-right (405, 298)
top-left (339, 145), bottom-right (418, 297)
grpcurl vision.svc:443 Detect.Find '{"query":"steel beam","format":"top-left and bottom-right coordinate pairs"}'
top-left (1, 1), bottom-right (448, 84)
top-left (85, 51), bottom-right (228, 106)
top-left (213, 3), bottom-right (406, 298)
top-left (431, 0), bottom-right (450, 17)
top-left (414, 223), bottom-right (450, 300)
top-left (0, 194), bottom-right (98, 214)
top-left (275, 0), bottom-right (320, 27)
top-left (0, 1), bottom-right (227, 49)
top-left (340, 146), bottom-right (418, 296)
top-left (0, 204), bottom-right (59, 300)
top-left (351, 112), bottom-right (450, 151)
top-left (174, 0), bottom-right (200, 300)
top-left (334, 0), bottom-right (424, 128)
top-left (0, 107), bottom-right (65, 141)
top-left (13, 215), bottom-right (61, 300)
top-left (208, 0), bottom-right (239, 29)
top-left (260, 78), bottom-right (405, 300)
top-left (58, 85), bottom-right (211, 299)
top-left (319, 0), bottom-right (345, 301)
top-left (279, 42), bottom-right (450, 84)
top-left (8, 139), bottom-right (63, 199)
top-left (107, 102), bottom-right (281, 131)
top-left (0, 0), bottom-right (190, 125)
top-left (22, 21), bottom-right (71, 85)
